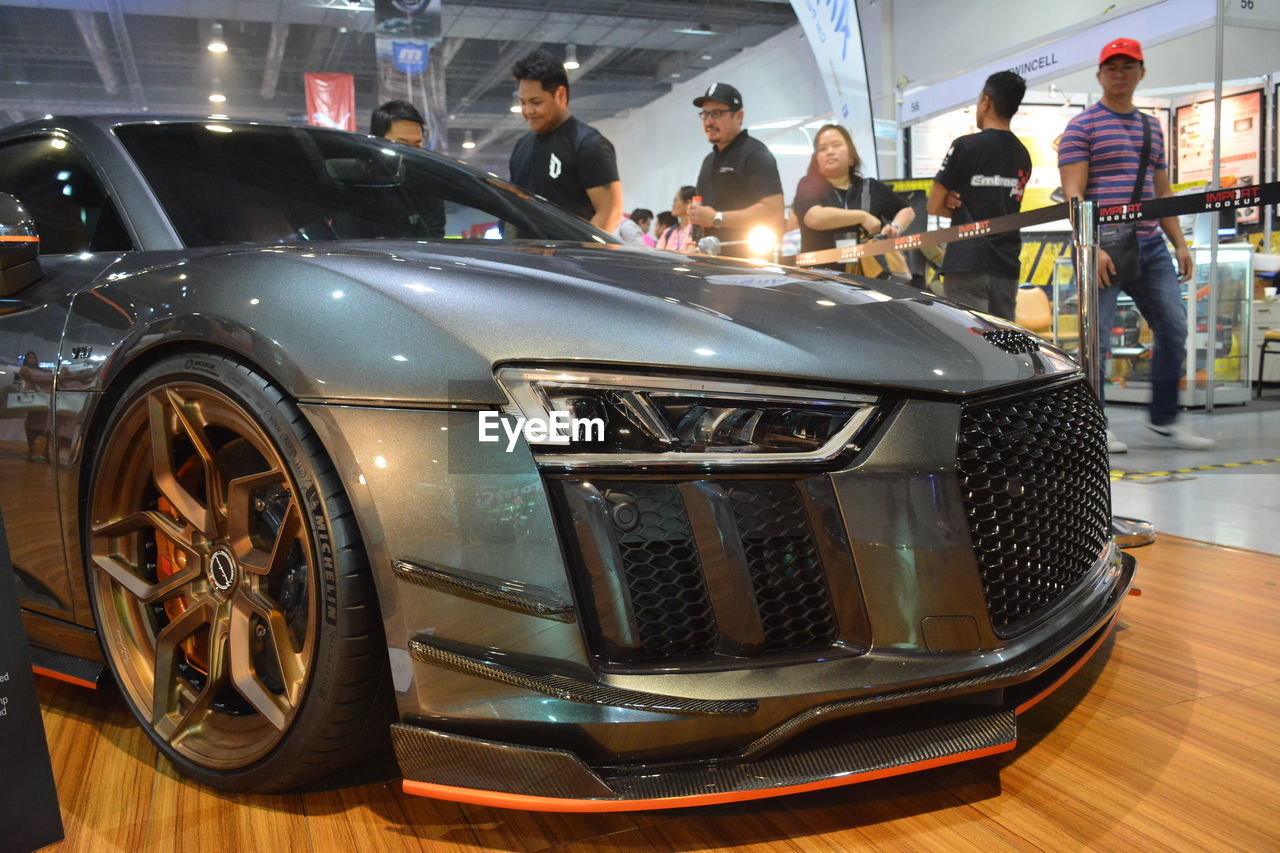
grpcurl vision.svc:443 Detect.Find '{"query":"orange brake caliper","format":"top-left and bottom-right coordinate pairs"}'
top-left (155, 457), bottom-right (210, 673)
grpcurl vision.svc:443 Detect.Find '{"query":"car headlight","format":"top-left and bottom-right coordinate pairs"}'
top-left (495, 367), bottom-right (878, 468)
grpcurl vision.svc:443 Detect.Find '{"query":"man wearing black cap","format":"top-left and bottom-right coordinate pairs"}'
top-left (687, 83), bottom-right (784, 257)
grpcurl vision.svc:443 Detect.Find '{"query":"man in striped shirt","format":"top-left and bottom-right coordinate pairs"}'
top-left (1059, 37), bottom-right (1212, 452)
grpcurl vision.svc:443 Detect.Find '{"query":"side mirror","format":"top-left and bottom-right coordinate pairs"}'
top-left (0, 193), bottom-right (43, 295)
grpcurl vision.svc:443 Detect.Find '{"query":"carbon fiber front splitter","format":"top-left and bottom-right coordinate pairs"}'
top-left (394, 606), bottom-right (1122, 812)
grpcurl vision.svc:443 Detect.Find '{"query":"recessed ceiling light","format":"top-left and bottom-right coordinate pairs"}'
top-left (207, 22), bottom-right (228, 53)
top-left (701, 54), bottom-right (713, 60)
top-left (462, 130), bottom-right (476, 149)
top-left (563, 44), bottom-right (580, 70)
top-left (674, 23), bottom-right (715, 36)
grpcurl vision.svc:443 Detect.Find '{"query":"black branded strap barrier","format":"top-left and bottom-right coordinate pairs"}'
top-left (794, 180), bottom-right (1280, 268)
top-left (1098, 180), bottom-right (1280, 224)
top-left (0, 508), bottom-right (65, 851)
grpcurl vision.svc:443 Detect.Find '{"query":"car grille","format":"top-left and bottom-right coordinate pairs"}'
top-left (725, 483), bottom-right (839, 651)
top-left (609, 483), bottom-right (718, 659)
top-left (549, 476), bottom-right (863, 668)
top-left (956, 380), bottom-right (1111, 637)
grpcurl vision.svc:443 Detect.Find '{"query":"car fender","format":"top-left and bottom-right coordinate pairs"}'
top-left (58, 248), bottom-right (505, 406)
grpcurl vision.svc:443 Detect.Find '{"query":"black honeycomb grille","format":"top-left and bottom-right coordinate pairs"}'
top-left (608, 484), bottom-right (718, 658)
top-left (982, 329), bottom-right (1041, 354)
top-left (957, 380), bottom-right (1111, 637)
top-left (726, 483), bottom-right (838, 651)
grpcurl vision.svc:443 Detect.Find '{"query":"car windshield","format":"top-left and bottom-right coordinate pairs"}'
top-left (114, 122), bottom-right (615, 248)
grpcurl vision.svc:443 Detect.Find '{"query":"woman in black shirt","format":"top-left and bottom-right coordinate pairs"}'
top-left (793, 124), bottom-right (913, 271)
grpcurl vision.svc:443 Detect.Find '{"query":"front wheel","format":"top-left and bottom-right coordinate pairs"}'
top-left (86, 352), bottom-right (391, 791)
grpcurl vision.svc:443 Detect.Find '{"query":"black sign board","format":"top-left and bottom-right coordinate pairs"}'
top-left (0, 509), bottom-right (64, 851)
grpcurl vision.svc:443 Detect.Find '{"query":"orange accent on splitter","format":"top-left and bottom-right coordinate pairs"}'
top-left (1015, 611), bottom-right (1119, 715)
top-left (32, 665), bottom-right (98, 690)
top-left (0, 235), bottom-right (39, 242)
top-left (400, 740), bottom-right (1016, 812)
top-left (401, 605), bottom-right (1125, 812)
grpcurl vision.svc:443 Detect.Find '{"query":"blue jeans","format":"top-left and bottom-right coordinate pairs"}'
top-left (1097, 235), bottom-right (1187, 426)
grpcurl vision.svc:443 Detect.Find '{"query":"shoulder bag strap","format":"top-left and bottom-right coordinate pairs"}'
top-left (1131, 113), bottom-right (1152, 204)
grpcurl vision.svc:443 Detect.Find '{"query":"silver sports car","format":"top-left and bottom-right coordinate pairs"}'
top-left (0, 116), bottom-right (1131, 811)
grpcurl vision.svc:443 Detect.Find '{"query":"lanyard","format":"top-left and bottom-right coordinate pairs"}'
top-left (834, 183), bottom-right (852, 210)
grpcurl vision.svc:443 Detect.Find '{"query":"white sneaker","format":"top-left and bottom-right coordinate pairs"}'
top-left (1145, 421), bottom-right (1215, 450)
top-left (1106, 429), bottom-right (1128, 454)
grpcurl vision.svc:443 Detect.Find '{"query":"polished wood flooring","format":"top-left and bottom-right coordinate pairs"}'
top-left (34, 535), bottom-right (1280, 852)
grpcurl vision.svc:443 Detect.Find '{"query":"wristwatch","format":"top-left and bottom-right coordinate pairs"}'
top-left (712, 210), bottom-right (724, 228)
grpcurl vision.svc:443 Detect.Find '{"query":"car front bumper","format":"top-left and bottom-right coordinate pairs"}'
top-left (392, 550), bottom-right (1131, 811)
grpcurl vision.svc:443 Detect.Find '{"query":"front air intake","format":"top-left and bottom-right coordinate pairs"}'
top-left (550, 475), bottom-right (865, 669)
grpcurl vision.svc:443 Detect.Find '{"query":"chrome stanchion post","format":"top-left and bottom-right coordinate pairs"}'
top-left (1074, 199), bottom-right (1156, 547)
top-left (1074, 198), bottom-right (1102, 397)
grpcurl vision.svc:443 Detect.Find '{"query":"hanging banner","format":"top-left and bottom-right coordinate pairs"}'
top-left (0, 509), bottom-right (65, 851)
top-left (304, 72), bottom-right (356, 131)
top-left (789, 0), bottom-right (878, 178)
top-left (898, 0), bottom-right (1216, 125)
top-left (1174, 90), bottom-right (1265, 224)
top-left (375, 0), bottom-right (446, 151)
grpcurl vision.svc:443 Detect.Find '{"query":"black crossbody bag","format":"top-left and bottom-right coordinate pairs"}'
top-left (1098, 112), bottom-right (1151, 285)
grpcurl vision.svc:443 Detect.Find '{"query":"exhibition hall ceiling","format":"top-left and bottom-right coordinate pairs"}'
top-left (0, 0), bottom-right (798, 167)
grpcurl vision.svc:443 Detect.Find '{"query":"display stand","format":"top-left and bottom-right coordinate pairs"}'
top-left (0, 508), bottom-right (64, 851)
top-left (1078, 247), bottom-right (1255, 408)
top-left (1072, 198), bottom-right (1158, 549)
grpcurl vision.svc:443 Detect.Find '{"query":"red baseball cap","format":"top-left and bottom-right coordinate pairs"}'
top-left (1099, 37), bottom-right (1144, 64)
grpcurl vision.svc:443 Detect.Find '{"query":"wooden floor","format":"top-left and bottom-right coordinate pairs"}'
top-left (34, 535), bottom-right (1280, 852)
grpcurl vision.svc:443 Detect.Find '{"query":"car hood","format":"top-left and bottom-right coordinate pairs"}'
top-left (259, 240), bottom-right (1079, 398)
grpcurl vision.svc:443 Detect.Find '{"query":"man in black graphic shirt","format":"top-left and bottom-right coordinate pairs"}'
top-left (509, 49), bottom-right (622, 232)
top-left (929, 71), bottom-right (1032, 320)
top-left (687, 82), bottom-right (784, 258)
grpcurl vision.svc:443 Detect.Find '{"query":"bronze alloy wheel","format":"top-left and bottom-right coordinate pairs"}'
top-left (87, 352), bottom-right (391, 790)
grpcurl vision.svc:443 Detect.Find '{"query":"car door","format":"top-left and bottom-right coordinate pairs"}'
top-left (0, 134), bottom-right (133, 622)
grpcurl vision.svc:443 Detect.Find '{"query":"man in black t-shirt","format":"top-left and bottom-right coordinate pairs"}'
top-left (686, 83), bottom-right (784, 258)
top-left (509, 49), bottom-right (622, 232)
top-left (369, 100), bottom-right (445, 237)
top-left (371, 99), bottom-right (426, 148)
top-left (929, 71), bottom-right (1032, 320)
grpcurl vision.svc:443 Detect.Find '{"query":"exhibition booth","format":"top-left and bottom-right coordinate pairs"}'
top-left (894, 1), bottom-right (1280, 408)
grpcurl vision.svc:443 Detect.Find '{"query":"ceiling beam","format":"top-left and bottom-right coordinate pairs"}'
top-left (104, 0), bottom-right (145, 108)
top-left (454, 19), bottom-right (555, 113)
top-left (440, 37), bottom-right (466, 69)
top-left (260, 22), bottom-right (290, 99)
top-left (70, 11), bottom-right (120, 96)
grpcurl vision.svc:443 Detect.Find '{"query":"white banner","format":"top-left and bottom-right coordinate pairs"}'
top-left (1224, 0), bottom-right (1280, 30)
top-left (790, 0), bottom-right (878, 177)
top-left (899, 0), bottom-right (1217, 125)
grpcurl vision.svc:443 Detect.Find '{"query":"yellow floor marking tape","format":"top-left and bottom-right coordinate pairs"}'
top-left (1110, 457), bottom-right (1280, 481)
